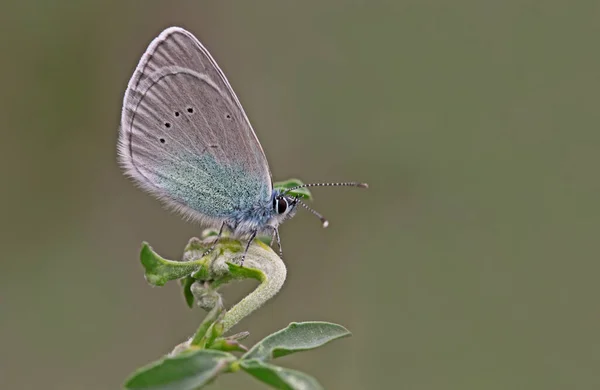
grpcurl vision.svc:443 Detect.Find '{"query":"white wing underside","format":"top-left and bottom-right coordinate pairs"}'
top-left (118, 27), bottom-right (272, 226)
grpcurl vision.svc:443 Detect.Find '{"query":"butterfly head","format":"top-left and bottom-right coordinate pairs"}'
top-left (270, 192), bottom-right (300, 226)
top-left (269, 181), bottom-right (368, 229)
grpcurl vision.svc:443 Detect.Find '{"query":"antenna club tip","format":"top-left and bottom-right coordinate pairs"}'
top-left (358, 183), bottom-right (369, 189)
top-left (322, 220), bottom-right (329, 228)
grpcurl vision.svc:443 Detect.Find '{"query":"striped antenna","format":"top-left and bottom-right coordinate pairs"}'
top-left (298, 200), bottom-right (329, 228)
top-left (283, 181), bottom-right (368, 195)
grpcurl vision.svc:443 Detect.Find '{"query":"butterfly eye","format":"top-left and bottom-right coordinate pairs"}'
top-left (273, 197), bottom-right (288, 215)
top-left (278, 198), bottom-right (288, 214)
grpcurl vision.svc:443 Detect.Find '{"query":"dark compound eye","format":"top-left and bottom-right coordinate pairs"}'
top-left (174, 111), bottom-right (180, 117)
top-left (164, 122), bottom-right (171, 128)
top-left (225, 114), bottom-right (231, 119)
top-left (276, 197), bottom-right (288, 214)
top-left (159, 138), bottom-right (165, 143)
top-left (187, 107), bottom-right (194, 113)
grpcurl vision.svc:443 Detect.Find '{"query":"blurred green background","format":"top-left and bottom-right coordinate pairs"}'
top-left (2, 1), bottom-right (600, 389)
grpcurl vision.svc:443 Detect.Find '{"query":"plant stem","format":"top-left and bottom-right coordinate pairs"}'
top-left (184, 237), bottom-right (287, 333)
top-left (221, 241), bottom-right (287, 332)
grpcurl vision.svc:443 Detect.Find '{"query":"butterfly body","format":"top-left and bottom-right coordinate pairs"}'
top-left (119, 27), bottom-right (365, 262)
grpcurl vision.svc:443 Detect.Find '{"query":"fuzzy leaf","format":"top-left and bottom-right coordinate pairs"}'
top-left (241, 359), bottom-right (323, 390)
top-left (226, 331), bottom-right (250, 342)
top-left (242, 322), bottom-right (350, 361)
top-left (258, 234), bottom-right (273, 246)
top-left (140, 243), bottom-right (203, 286)
top-left (181, 276), bottom-right (195, 308)
top-left (274, 179), bottom-right (313, 201)
top-left (191, 299), bottom-right (225, 347)
top-left (124, 349), bottom-right (235, 390)
top-left (208, 337), bottom-right (249, 353)
top-left (226, 262), bottom-right (265, 282)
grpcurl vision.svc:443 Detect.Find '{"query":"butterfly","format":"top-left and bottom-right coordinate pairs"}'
top-left (118, 27), bottom-right (367, 264)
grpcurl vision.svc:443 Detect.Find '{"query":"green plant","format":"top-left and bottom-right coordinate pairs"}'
top-left (123, 180), bottom-right (351, 390)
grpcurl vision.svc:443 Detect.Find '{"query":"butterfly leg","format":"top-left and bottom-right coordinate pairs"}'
top-left (272, 227), bottom-right (283, 259)
top-left (202, 222), bottom-right (226, 257)
top-left (239, 230), bottom-right (258, 267)
top-left (265, 225), bottom-right (283, 258)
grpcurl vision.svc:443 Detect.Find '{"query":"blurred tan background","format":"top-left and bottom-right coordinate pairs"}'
top-left (2, 1), bottom-right (600, 389)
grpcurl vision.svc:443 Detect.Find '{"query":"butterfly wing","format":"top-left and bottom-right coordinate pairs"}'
top-left (119, 27), bottom-right (272, 225)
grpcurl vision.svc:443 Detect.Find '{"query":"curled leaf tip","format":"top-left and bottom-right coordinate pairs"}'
top-left (141, 235), bottom-right (286, 333)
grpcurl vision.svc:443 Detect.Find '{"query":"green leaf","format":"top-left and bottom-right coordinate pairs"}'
top-left (242, 322), bottom-right (351, 361)
top-left (189, 263), bottom-right (211, 281)
top-left (208, 331), bottom-right (251, 351)
top-left (208, 337), bottom-right (249, 353)
top-left (226, 331), bottom-right (250, 342)
top-left (200, 228), bottom-right (220, 239)
top-left (257, 234), bottom-right (273, 246)
top-left (274, 178), bottom-right (313, 201)
top-left (140, 243), bottom-right (203, 286)
top-left (226, 262), bottom-right (266, 282)
top-left (240, 359), bottom-right (323, 390)
top-left (124, 349), bottom-right (236, 390)
top-left (204, 317), bottom-right (225, 348)
top-left (191, 297), bottom-right (224, 347)
top-left (181, 276), bottom-right (195, 308)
